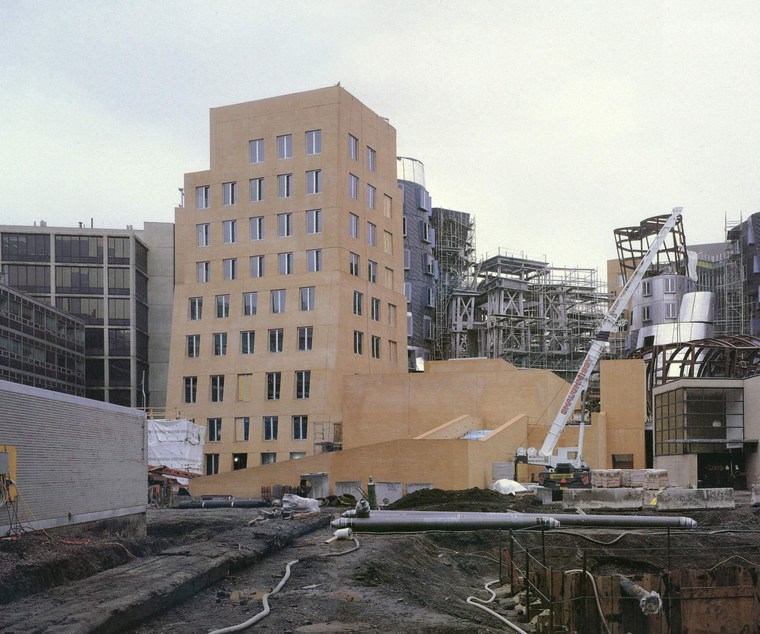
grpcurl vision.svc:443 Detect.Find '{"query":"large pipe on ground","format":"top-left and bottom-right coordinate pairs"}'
top-left (619, 575), bottom-right (662, 615)
top-left (340, 509), bottom-right (696, 529)
top-left (332, 512), bottom-right (560, 532)
top-left (176, 499), bottom-right (269, 509)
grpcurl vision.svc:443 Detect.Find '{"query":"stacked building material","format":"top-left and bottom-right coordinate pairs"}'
top-left (591, 469), bottom-right (623, 488)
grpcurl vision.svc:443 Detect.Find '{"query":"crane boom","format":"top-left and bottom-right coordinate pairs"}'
top-left (536, 207), bottom-right (683, 464)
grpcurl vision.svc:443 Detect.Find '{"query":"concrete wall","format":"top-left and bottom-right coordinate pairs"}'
top-left (743, 374), bottom-right (760, 485)
top-left (0, 380), bottom-right (147, 536)
top-left (655, 454), bottom-right (697, 488)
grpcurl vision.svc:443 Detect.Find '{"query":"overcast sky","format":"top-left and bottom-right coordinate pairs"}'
top-left (2, 1), bottom-right (759, 277)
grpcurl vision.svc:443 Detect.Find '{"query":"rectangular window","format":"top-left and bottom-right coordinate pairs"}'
top-left (277, 134), bottom-right (292, 159)
top-left (371, 297), bottom-right (380, 321)
top-left (666, 302), bottom-right (678, 319)
top-left (293, 415), bottom-right (308, 440)
top-left (197, 261), bottom-right (210, 283)
top-left (263, 416), bottom-right (278, 441)
top-left (210, 375), bottom-right (225, 402)
top-left (384, 231), bottom-right (393, 255)
top-left (223, 258), bottom-right (237, 280)
top-left (197, 223), bottom-right (210, 247)
top-left (232, 453), bottom-right (247, 470)
top-left (306, 209), bottom-right (322, 234)
top-left (388, 303), bottom-right (397, 327)
top-left (238, 373), bottom-right (252, 401)
top-left (250, 216), bottom-right (264, 240)
top-left (278, 252), bottom-right (293, 275)
top-left (407, 312), bottom-right (413, 337)
top-left (389, 340), bottom-right (398, 363)
top-left (271, 289), bottom-right (286, 313)
top-left (306, 129), bottom-right (321, 155)
top-left (423, 316), bottom-right (433, 340)
top-left (278, 212), bottom-right (293, 237)
top-left (384, 194), bottom-right (392, 218)
top-left (223, 219), bottom-right (237, 244)
top-left (208, 418), bottom-right (222, 442)
top-left (189, 297), bottom-right (203, 320)
top-left (349, 173), bottom-right (359, 200)
top-left (404, 248), bottom-right (411, 270)
top-left (367, 146), bottom-right (376, 171)
top-left (642, 305), bottom-right (651, 321)
top-left (278, 173), bottom-right (293, 198)
top-left (353, 290), bottom-right (363, 316)
top-left (295, 370), bottom-right (311, 399)
top-left (307, 248), bottom-right (322, 272)
top-left (261, 452), bottom-right (277, 465)
top-left (349, 252), bottom-right (360, 276)
top-left (249, 177), bottom-right (264, 202)
top-left (425, 255), bottom-right (434, 276)
top-left (241, 330), bottom-right (255, 354)
top-left (367, 222), bottom-right (377, 246)
top-left (269, 328), bottom-right (284, 352)
top-left (290, 452), bottom-right (306, 460)
top-left (235, 416), bottom-right (250, 441)
top-left (404, 282), bottom-right (412, 303)
top-left (223, 181), bottom-right (236, 206)
top-left (300, 286), bottom-right (316, 311)
top-left (196, 186), bottom-right (210, 209)
top-left (353, 330), bottom-right (363, 355)
top-left (187, 334), bottom-right (200, 357)
top-left (243, 291), bottom-right (257, 316)
top-left (213, 332), bottom-right (228, 356)
top-left (216, 294), bottom-right (230, 318)
top-left (249, 138), bottom-right (265, 163)
top-left (306, 169), bottom-right (322, 194)
top-left (349, 213), bottom-right (359, 238)
top-left (371, 335), bottom-right (381, 359)
top-left (367, 260), bottom-right (377, 283)
top-left (421, 221), bottom-right (431, 243)
top-left (266, 372), bottom-right (281, 400)
top-left (348, 134), bottom-right (358, 160)
top-left (642, 280), bottom-right (652, 297)
top-left (665, 277), bottom-right (676, 294)
top-left (205, 453), bottom-right (219, 475)
top-left (402, 216), bottom-right (407, 236)
top-left (250, 255), bottom-right (265, 278)
top-left (427, 287), bottom-right (436, 308)
top-left (366, 184), bottom-right (376, 209)
top-left (184, 376), bottom-right (197, 403)
top-left (298, 326), bottom-right (313, 351)
top-left (385, 267), bottom-right (394, 289)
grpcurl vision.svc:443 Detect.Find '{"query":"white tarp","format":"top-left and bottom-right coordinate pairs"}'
top-left (147, 419), bottom-right (204, 474)
top-left (489, 479), bottom-right (528, 496)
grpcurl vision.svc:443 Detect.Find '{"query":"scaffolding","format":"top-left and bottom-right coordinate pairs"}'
top-left (431, 208), bottom-right (477, 360)
top-left (473, 251), bottom-right (608, 383)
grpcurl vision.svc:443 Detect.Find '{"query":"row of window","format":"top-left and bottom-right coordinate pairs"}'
top-left (195, 251), bottom-right (396, 287)
top-left (196, 212), bottom-right (394, 250)
top-left (189, 292), bottom-right (399, 325)
top-left (246, 132), bottom-right (376, 167)
top-left (205, 450), bottom-right (303, 474)
top-left (207, 413), bottom-right (310, 446)
top-left (641, 278), bottom-right (678, 296)
top-left (640, 302), bottom-right (679, 322)
top-left (182, 335), bottom-right (398, 404)
top-left (187, 326), bottom-right (314, 357)
top-left (1, 234), bottom-right (139, 267)
top-left (195, 173), bottom-right (388, 210)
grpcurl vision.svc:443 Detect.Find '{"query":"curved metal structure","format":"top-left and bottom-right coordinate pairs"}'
top-left (615, 213), bottom-right (689, 283)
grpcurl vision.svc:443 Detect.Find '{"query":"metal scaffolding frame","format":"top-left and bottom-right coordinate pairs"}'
top-left (431, 208), bottom-right (477, 360)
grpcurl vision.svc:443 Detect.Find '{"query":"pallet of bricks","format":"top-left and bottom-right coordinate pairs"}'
top-left (591, 469), bottom-right (622, 488)
top-left (621, 468), bottom-right (668, 489)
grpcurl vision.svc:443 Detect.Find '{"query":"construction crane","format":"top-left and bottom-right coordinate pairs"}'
top-left (516, 207), bottom-right (684, 489)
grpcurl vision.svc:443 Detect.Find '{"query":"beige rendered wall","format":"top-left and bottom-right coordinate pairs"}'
top-left (655, 454), bottom-right (698, 488)
top-left (342, 358), bottom-right (572, 451)
top-left (597, 359), bottom-right (647, 469)
top-left (742, 374), bottom-right (760, 485)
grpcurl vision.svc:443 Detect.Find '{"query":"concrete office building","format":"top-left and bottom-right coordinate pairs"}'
top-left (0, 223), bottom-right (174, 409)
top-left (166, 87), bottom-right (408, 476)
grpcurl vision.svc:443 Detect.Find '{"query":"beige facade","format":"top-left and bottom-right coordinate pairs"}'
top-left (190, 358), bottom-right (648, 497)
top-left (166, 87), bottom-right (408, 475)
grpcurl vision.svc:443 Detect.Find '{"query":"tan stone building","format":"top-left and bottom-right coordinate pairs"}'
top-left (166, 87), bottom-right (408, 475)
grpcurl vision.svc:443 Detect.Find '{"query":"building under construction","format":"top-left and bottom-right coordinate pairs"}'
top-left (430, 206), bottom-right (608, 385)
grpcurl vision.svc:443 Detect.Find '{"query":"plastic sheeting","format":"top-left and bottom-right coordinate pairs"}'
top-left (488, 479), bottom-right (528, 496)
top-left (148, 419), bottom-right (205, 474)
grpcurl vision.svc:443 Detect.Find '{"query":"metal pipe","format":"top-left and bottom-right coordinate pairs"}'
top-left (176, 499), bottom-right (269, 509)
top-left (341, 509), bottom-right (696, 529)
top-left (331, 512), bottom-right (560, 532)
top-left (619, 575), bottom-right (662, 615)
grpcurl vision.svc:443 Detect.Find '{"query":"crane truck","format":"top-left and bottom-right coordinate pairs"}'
top-left (515, 207), bottom-right (684, 491)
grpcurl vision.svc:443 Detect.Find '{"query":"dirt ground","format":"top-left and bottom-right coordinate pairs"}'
top-left (2, 488), bottom-right (760, 633)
